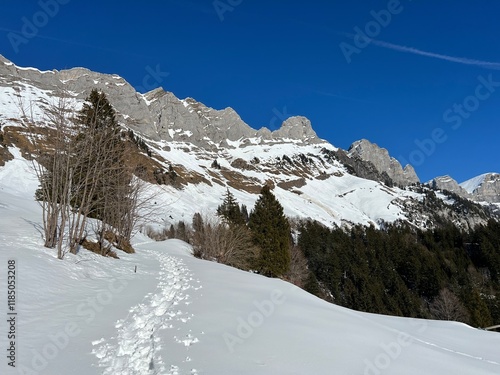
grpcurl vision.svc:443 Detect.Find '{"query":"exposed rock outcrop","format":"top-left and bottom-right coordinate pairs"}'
top-left (460, 173), bottom-right (500, 203)
top-left (268, 116), bottom-right (321, 143)
top-left (348, 139), bottom-right (419, 186)
top-left (428, 175), bottom-right (471, 198)
top-left (0, 55), bottom-right (322, 148)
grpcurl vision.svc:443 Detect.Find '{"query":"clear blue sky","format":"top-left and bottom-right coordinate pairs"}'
top-left (1, 0), bottom-right (499, 182)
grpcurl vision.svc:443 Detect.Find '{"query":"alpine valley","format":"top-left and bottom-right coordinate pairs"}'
top-left (1, 56), bottom-right (500, 375)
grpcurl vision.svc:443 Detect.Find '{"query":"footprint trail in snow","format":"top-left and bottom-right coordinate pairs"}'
top-left (92, 250), bottom-right (201, 374)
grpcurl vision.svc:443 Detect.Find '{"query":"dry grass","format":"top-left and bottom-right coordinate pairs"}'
top-left (81, 239), bottom-right (119, 259)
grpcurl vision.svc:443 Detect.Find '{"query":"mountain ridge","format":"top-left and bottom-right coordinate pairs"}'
top-left (0, 55), bottom-right (498, 232)
top-left (1, 53), bottom-right (495, 193)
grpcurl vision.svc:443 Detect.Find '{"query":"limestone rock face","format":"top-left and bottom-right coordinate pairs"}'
top-left (460, 173), bottom-right (500, 203)
top-left (0, 55), bottom-right (322, 148)
top-left (348, 139), bottom-right (420, 186)
top-left (428, 176), bottom-right (471, 198)
top-left (0, 57), bottom-right (154, 139)
top-left (144, 91), bottom-right (256, 146)
top-left (271, 116), bottom-right (320, 143)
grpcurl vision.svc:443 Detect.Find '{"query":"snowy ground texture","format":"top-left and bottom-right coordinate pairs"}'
top-left (1, 153), bottom-right (500, 375)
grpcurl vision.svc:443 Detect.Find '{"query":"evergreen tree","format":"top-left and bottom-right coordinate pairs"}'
top-left (176, 221), bottom-right (188, 242)
top-left (71, 89), bottom-right (132, 252)
top-left (249, 185), bottom-right (290, 277)
top-left (72, 89), bottom-right (125, 219)
top-left (217, 188), bottom-right (244, 225)
top-left (77, 89), bottom-right (118, 130)
top-left (241, 204), bottom-right (249, 223)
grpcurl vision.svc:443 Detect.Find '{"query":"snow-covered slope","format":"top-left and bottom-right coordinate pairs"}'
top-left (143, 140), bottom-right (423, 229)
top-left (1, 56), bottom-right (498, 231)
top-left (0, 79), bottom-right (433, 229)
top-left (1, 148), bottom-right (500, 375)
top-left (461, 174), bottom-right (491, 194)
top-left (460, 173), bottom-right (500, 203)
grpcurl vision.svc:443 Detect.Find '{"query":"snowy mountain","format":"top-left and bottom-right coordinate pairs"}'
top-left (428, 175), bottom-right (471, 199)
top-left (426, 173), bottom-right (500, 205)
top-left (0, 55), bottom-right (496, 232)
top-left (460, 173), bottom-right (500, 202)
top-left (1, 157), bottom-right (500, 374)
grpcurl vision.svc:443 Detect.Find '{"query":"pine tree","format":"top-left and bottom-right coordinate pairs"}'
top-left (176, 221), bottom-right (188, 242)
top-left (249, 185), bottom-right (291, 277)
top-left (70, 89), bottom-right (132, 253)
top-left (241, 204), bottom-right (249, 223)
top-left (217, 188), bottom-right (244, 225)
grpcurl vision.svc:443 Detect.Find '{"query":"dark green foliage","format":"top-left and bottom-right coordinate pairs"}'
top-left (249, 185), bottom-right (290, 277)
top-left (240, 204), bottom-right (249, 224)
top-left (77, 89), bottom-right (117, 131)
top-left (464, 290), bottom-right (492, 327)
top-left (304, 272), bottom-right (322, 298)
top-left (176, 221), bottom-right (188, 242)
top-left (217, 188), bottom-right (245, 226)
top-left (73, 89), bottom-right (129, 222)
top-left (211, 159), bottom-right (221, 169)
top-left (168, 224), bottom-right (175, 239)
top-left (299, 219), bottom-right (500, 326)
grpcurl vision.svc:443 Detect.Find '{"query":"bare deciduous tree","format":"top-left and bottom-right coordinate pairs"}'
top-left (285, 244), bottom-right (309, 288)
top-left (21, 94), bottom-right (76, 259)
top-left (22, 89), bottom-right (156, 258)
top-left (430, 288), bottom-right (470, 323)
top-left (191, 215), bottom-right (260, 270)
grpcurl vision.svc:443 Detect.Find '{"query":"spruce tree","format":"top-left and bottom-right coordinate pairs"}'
top-left (249, 185), bottom-right (291, 277)
top-left (217, 188), bottom-right (244, 225)
top-left (240, 204), bottom-right (249, 223)
top-left (71, 89), bottom-right (132, 252)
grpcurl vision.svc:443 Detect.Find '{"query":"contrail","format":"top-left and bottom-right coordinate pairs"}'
top-left (371, 39), bottom-right (500, 69)
top-left (345, 33), bottom-right (500, 70)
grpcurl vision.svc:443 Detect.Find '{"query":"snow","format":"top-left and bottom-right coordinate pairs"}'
top-left (140, 138), bottom-right (420, 229)
top-left (0, 76), bottom-right (454, 231)
top-left (0, 84), bottom-right (80, 126)
top-left (460, 173), bottom-right (492, 193)
top-left (1, 151), bottom-right (500, 375)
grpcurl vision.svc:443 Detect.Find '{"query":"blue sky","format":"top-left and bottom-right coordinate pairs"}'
top-left (1, 0), bottom-right (499, 183)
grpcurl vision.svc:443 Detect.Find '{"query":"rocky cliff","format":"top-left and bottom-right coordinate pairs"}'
top-left (348, 139), bottom-right (420, 187)
top-left (0, 55), bottom-right (322, 149)
top-left (428, 175), bottom-right (471, 199)
top-left (460, 173), bottom-right (500, 203)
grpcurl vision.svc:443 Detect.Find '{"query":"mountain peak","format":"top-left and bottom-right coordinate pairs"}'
top-left (459, 173), bottom-right (500, 202)
top-left (273, 116), bottom-right (317, 139)
top-left (427, 175), bottom-right (470, 198)
top-left (348, 139), bottom-right (420, 186)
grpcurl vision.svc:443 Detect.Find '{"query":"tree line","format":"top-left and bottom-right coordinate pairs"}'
top-left (299, 219), bottom-right (500, 327)
top-left (157, 186), bottom-right (309, 284)
top-left (158, 183), bottom-right (500, 327)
